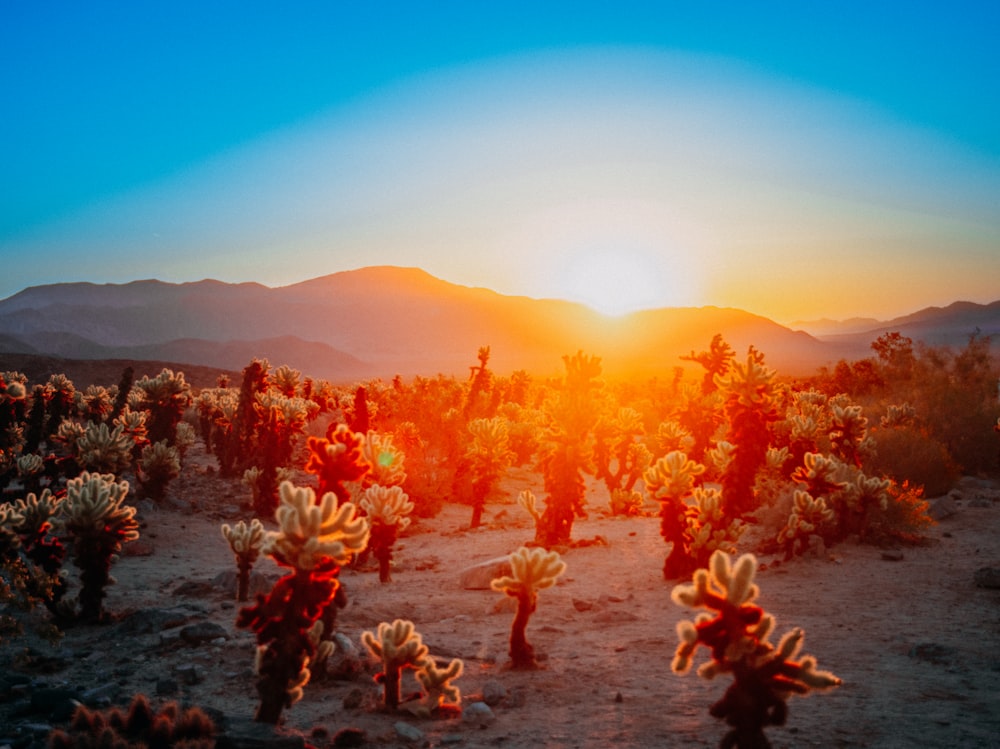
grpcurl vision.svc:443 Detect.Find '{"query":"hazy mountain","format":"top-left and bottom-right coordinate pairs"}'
top-left (1, 266), bottom-right (996, 383)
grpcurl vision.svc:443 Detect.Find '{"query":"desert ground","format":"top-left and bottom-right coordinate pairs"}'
top-left (2, 441), bottom-right (998, 749)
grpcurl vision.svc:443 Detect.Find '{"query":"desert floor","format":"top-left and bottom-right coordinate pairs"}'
top-left (2, 443), bottom-right (999, 749)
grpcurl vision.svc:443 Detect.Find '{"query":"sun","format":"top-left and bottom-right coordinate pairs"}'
top-left (557, 247), bottom-right (669, 317)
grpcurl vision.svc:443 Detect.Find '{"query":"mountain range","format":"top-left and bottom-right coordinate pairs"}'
top-left (1, 266), bottom-right (997, 386)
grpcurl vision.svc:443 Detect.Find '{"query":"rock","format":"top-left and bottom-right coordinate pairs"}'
top-left (342, 688), bottom-right (365, 710)
top-left (459, 557), bottom-right (512, 590)
top-left (909, 642), bottom-right (955, 664)
top-left (927, 495), bottom-right (958, 520)
top-left (394, 721), bottom-right (426, 744)
top-left (881, 550), bottom-right (904, 561)
top-left (81, 682), bottom-right (120, 707)
top-left (572, 598), bottom-right (594, 612)
top-left (212, 569), bottom-right (277, 598)
top-left (173, 580), bottom-right (216, 597)
top-left (481, 679), bottom-right (506, 706)
top-left (175, 664), bottom-right (207, 685)
top-left (593, 610), bottom-right (640, 624)
top-left (974, 567), bottom-right (1000, 589)
top-left (29, 688), bottom-right (82, 720)
top-left (156, 677), bottom-right (180, 696)
top-left (115, 604), bottom-right (208, 635)
top-left (968, 497), bottom-right (993, 508)
top-left (180, 621), bottom-right (228, 644)
top-left (216, 716), bottom-right (306, 749)
top-left (332, 727), bottom-right (367, 748)
top-left (462, 702), bottom-right (496, 728)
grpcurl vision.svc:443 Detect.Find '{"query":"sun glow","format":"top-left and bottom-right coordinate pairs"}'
top-left (554, 247), bottom-right (679, 317)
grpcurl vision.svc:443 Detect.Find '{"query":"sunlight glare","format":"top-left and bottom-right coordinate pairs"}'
top-left (559, 247), bottom-right (671, 317)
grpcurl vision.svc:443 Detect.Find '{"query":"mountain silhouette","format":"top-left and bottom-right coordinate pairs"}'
top-left (1, 266), bottom-right (996, 383)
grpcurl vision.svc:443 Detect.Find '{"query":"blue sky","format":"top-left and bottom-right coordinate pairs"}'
top-left (2, 2), bottom-right (998, 321)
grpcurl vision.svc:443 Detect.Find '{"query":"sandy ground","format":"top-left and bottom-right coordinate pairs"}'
top-left (3, 443), bottom-right (999, 748)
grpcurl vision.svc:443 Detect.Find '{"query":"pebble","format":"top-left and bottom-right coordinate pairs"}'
top-left (462, 701), bottom-right (496, 727)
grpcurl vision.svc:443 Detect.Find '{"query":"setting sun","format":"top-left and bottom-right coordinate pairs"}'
top-left (555, 247), bottom-right (674, 317)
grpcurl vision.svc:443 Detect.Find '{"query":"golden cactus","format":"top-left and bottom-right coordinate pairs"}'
top-left (491, 546), bottom-right (566, 669)
top-left (362, 619), bottom-right (431, 710)
top-left (262, 481), bottom-right (369, 572)
top-left (413, 657), bottom-right (464, 717)
top-left (360, 484), bottom-right (415, 582)
top-left (221, 518), bottom-right (265, 601)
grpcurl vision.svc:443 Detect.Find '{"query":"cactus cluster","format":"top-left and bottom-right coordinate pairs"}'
top-left (360, 618), bottom-right (462, 716)
top-left (359, 484), bottom-right (414, 583)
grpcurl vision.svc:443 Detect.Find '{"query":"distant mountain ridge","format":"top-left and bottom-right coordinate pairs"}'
top-left (1, 266), bottom-right (996, 383)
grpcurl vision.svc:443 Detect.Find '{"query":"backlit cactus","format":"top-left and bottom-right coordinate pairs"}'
top-left (221, 518), bottom-right (265, 601)
top-left (776, 491), bottom-right (834, 560)
top-left (359, 484), bottom-right (414, 582)
top-left (56, 471), bottom-right (139, 622)
top-left (362, 618), bottom-right (431, 710)
top-left (644, 450), bottom-right (706, 579)
top-left (464, 416), bottom-right (514, 527)
top-left (137, 440), bottom-right (181, 501)
top-left (361, 430), bottom-right (407, 489)
top-left (413, 657), bottom-right (464, 717)
top-left (76, 421), bottom-right (133, 476)
top-left (491, 546), bottom-right (566, 669)
top-left (237, 481), bottom-right (369, 723)
top-left (304, 424), bottom-right (371, 506)
top-left (672, 550), bottom-right (840, 748)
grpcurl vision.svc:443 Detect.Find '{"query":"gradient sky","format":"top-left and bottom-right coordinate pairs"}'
top-left (2, 2), bottom-right (998, 323)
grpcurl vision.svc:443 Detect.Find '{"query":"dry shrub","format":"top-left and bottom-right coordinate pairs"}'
top-left (866, 426), bottom-right (958, 498)
top-left (866, 480), bottom-right (936, 545)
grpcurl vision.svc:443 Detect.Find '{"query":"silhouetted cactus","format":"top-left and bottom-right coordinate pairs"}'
top-left (48, 693), bottom-right (214, 748)
top-left (305, 424), bottom-right (372, 506)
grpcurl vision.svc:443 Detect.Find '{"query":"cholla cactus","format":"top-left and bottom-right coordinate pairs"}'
top-left (56, 472), bottom-right (139, 622)
top-left (880, 403), bottom-right (916, 428)
top-left (135, 368), bottom-right (192, 445)
top-left (361, 431), bottom-right (407, 489)
top-left (841, 473), bottom-right (891, 541)
top-left (609, 488), bottom-right (645, 517)
top-left (76, 421), bottom-right (133, 475)
top-left (684, 487), bottom-right (745, 566)
top-left (137, 440), bottom-right (181, 501)
top-left (413, 657), bottom-right (464, 717)
top-left (221, 518), bottom-right (265, 601)
top-left (644, 451), bottom-right (706, 579)
top-left (48, 693), bottom-right (215, 749)
top-left (304, 425), bottom-right (371, 506)
top-left (792, 452), bottom-right (847, 501)
top-left (672, 550), bottom-right (841, 748)
top-left (491, 546), bottom-right (566, 669)
top-left (776, 491), bottom-right (834, 560)
top-left (359, 484), bottom-right (414, 583)
top-left (707, 441), bottom-right (736, 477)
top-left (464, 417), bottom-right (514, 528)
top-left (828, 402), bottom-right (869, 467)
top-left (237, 481), bottom-right (369, 723)
top-left (362, 619), bottom-right (433, 710)
top-left (655, 420), bottom-right (696, 455)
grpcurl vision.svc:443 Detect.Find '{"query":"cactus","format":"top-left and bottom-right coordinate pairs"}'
top-left (361, 618), bottom-right (431, 711)
top-left (609, 487), bottom-right (645, 517)
top-left (413, 657), bottom-right (464, 717)
top-left (236, 481), bottom-right (368, 723)
top-left (672, 550), bottom-right (840, 749)
top-left (361, 430), bottom-right (407, 489)
top-left (48, 693), bottom-right (215, 749)
top-left (221, 518), bottom-right (265, 601)
top-left (491, 546), bottom-right (566, 669)
top-left (56, 472), bottom-right (139, 622)
top-left (359, 484), bottom-right (414, 583)
top-left (464, 416), bottom-right (514, 527)
top-left (134, 368), bottom-right (192, 446)
top-left (304, 425), bottom-right (371, 506)
top-left (75, 421), bottom-right (133, 476)
top-left (776, 491), bottom-right (834, 560)
top-left (137, 440), bottom-right (181, 501)
top-left (644, 450), bottom-right (706, 579)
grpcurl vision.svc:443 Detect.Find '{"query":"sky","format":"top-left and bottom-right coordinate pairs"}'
top-left (2, 2), bottom-right (999, 323)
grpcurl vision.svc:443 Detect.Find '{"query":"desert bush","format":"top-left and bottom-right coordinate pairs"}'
top-left (865, 425), bottom-right (958, 498)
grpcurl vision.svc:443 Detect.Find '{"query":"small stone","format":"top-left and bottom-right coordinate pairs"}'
top-left (175, 664), bottom-right (206, 685)
top-left (572, 598), bottom-right (594, 612)
top-left (394, 721), bottom-right (426, 743)
top-left (481, 680), bottom-right (506, 707)
top-left (462, 702), bottom-right (496, 727)
top-left (881, 550), bottom-right (904, 562)
top-left (927, 495), bottom-right (958, 520)
top-left (615, 692), bottom-right (624, 703)
top-left (180, 622), bottom-right (228, 645)
top-left (156, 678), bottom-right (180, 696)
